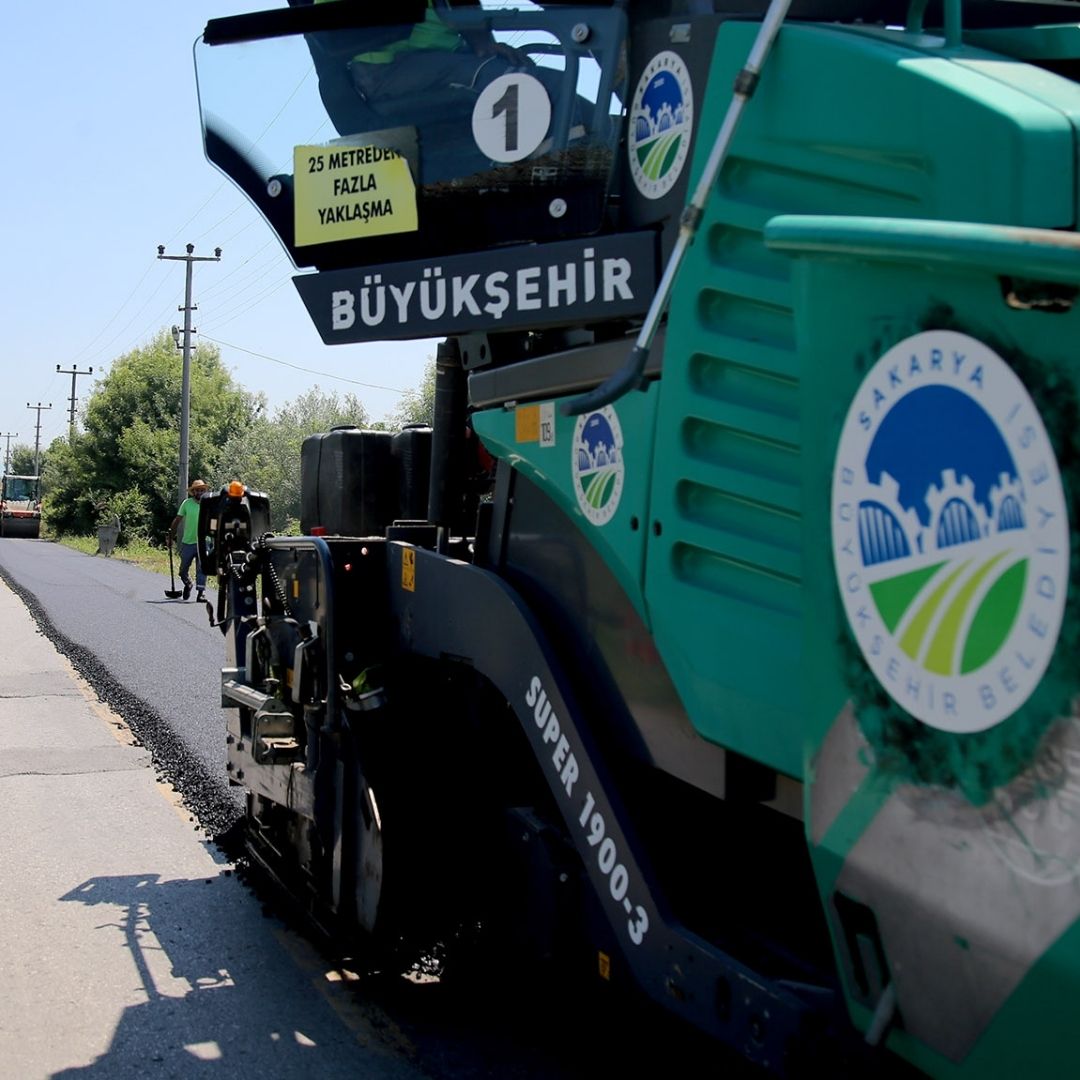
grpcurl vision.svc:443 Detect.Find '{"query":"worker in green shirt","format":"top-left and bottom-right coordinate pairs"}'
top-left (168, 479), bottom-right (208, 602)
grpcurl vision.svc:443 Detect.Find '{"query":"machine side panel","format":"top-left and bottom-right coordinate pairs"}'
top-left (647, 23), bottom-right (1078, 775)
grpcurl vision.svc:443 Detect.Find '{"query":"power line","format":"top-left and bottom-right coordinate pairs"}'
top-left (165, 63), bottom-right (315, 250)
top-left (199, 238), bottom-right (278, 292)
top-left (108, 288), bottom-right (187, 362)
top-left (192, 205), bottom-right (244, 244)
top-left (164, 183), bottom-right (231, 249)
top-left (32, 368), bottom-right (62, 416)
top-left (73, 51), bottom-right (315, 376)
top-left (242, 65), bottom-right (315, 158)
top-left (49, 56), bottom-right (360, 422)
top-left (200, 246), bottom-right (287, 302)
top-left (201, 275), bottom-right (295, 331)
top-left (78, 267), bottom-right (177, 367)
top-left (215, 215), bottom-right (261, 249)
top-left (66, 258), bottom-right (160, 366)
top-left (62, 58), bottom-right (311, 380)
top-left (200, 334), bottom-right (405, 395)
top-left (200, 271), bottom-right (287, 316)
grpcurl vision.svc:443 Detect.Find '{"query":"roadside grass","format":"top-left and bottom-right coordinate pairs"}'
top-left (54, 519), bottom-right (301, 575)
top-left (57, 534), bottom-right (172, 577)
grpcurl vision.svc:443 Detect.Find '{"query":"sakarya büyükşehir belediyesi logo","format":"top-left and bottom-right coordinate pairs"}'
top-left (573, 406), bottom-right (624, 526)
top-left (628, 51), bottom-right (693, 200)
top-left (832, 330), bottom-right (1069, 734)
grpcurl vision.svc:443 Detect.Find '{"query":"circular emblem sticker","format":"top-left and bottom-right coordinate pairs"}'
top-left (472, 73), bottom-right (551, 164)
top-left (573, 407), bottom-right (625, 526)
top-left (832, 331), bottom-right (1069, 733)
top-left (628, 51), bottom-right (693, 200)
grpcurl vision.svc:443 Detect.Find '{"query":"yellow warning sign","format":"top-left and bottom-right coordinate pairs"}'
top-left (515, 405), bottom-right (540, 443)
top-left (402, 548), bottom-right (416, 592)
top-left (294, 143), bottom-right (418, 247)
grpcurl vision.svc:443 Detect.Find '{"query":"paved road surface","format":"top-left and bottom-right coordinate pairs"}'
top-left (0, 537), bottom-right (732, 1079)
top-left (0, 556), bottom-right (424, 1080)
top-left (0, 537), bottom-right (241, 829)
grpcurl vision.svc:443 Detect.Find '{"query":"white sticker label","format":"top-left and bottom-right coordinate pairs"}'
top-left (472, 73), bottom-right (551, 164)
top-left (540, 402), bottom-right (556, 448)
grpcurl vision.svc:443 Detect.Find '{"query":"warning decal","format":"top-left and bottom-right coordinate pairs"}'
top-left (294, 142), bottom-right (418, 247)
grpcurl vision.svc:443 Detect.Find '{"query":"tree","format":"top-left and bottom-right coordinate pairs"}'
top-left (382, 358), bottom-right (436, 430)
top-left (215, 386), bottom-right (371, 531)
top-left (42, 330), bottom-right (257, 539)
top-left (7, 443), bottom-right (42, 476)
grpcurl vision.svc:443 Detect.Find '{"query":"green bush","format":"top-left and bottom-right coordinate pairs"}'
top-left (101, 488), bottom-right (154, 546)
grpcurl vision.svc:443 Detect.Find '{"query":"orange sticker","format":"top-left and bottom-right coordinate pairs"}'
top-left (515, 405), bottom-right (540, 443)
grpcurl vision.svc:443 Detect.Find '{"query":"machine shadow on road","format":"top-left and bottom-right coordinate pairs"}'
top-left (50, 868), bottom-right (752, 1080)
top-left (54, 872), bottom-right (385, 1078)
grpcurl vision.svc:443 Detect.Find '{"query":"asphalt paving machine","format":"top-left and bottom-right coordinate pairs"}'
top-left (1, 475), bottom-right (42, 538)
top-left (194, 1), bottom-right (1080, 1074)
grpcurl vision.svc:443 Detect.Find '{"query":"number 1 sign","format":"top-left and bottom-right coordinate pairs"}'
top-left (472, 72), bottom-right (552, 163)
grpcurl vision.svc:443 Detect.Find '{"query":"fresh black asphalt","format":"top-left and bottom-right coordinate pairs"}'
top-left (0, 538), bottom-right (242, 835)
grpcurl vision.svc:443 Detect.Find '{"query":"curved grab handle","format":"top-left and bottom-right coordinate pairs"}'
top-left (562, 0), bottom-right (794, 417)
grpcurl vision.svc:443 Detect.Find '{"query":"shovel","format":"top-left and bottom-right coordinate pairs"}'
top-left (165, 539), bottom-right (183, 599)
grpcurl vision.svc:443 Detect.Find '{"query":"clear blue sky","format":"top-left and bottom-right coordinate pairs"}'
top-left (2, 0), bottom-right (436, 458)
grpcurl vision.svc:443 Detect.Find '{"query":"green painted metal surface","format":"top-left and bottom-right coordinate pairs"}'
top-left (648, 21), bottom-right (1079, 777)
top-left (471, 385), bottom-right (659, 622)
top-left (768, 215), bottom-right (1080, 1073)
top-left (476, 26), bottom-right (1080, 1070)
top-left (965, 22), bottom-right (1080, 62)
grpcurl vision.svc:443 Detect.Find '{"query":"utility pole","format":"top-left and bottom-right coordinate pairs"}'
top-left (0, 433), bottom-right (16, 475)
top-left (56, 365), bottom-right (94, 439)
top-left (26, 403), bottom-right (52, 477)
top-left (157, 243), bottom-right (222, 506)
